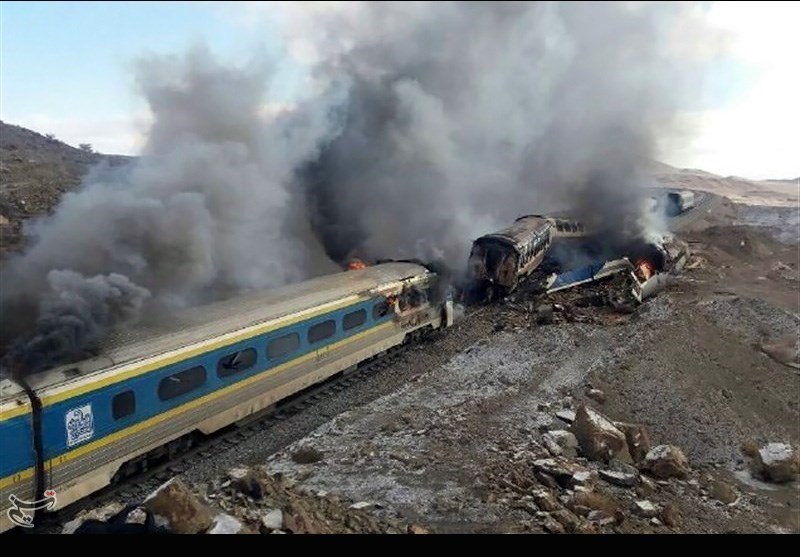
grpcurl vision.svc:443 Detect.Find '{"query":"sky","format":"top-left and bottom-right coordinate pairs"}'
top-left (1, 1), bottom-right (798, 180)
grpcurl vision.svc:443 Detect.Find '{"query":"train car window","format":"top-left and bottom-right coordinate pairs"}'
top-left (308, 320), bottom-right (336, 344)
top-left (343, 309), bottom-right (367, 331)
top-left (158, 366), bottom-right (206, 401)
top-left (112, 390), bottom-right (136, 420)
top-left (267, 333), bottom-right (300, 360)
top-left (373, 300), bottom-right (391, 321)
top-left (217, 347), bottom-right (258, 378)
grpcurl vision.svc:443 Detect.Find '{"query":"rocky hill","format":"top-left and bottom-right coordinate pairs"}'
top-left (0, 121), bottom-right (132, 255)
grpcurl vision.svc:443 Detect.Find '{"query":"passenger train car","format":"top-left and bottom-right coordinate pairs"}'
top-left (467, 215), bottom-right (554, 300)
top-left (0, 262), bottom-right (453, 532)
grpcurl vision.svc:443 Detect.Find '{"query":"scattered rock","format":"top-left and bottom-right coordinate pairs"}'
top-left (614, 422), bottom-right (652, 463)
top-left (752, 443), bottom-right (799, 483)
top-left (407, 524), bottom-right (430, 534)
top-left (586, 388), bottom-right (606, 404)
top-left (571, 405), bottom-right (627, 462)
top-left (228, 467), bottom-right (264, 500)
top-left (208, 513), bottom-right (253, 534)
top-left (643, 445), bottom-right (691, 479)
top-left (143, 478), bottom-right (215, 534)
top-left (660, 504), bottom-right (681, 527)
top-left (599, 469), bottom-right (638, 488)
top-left (571, 490), bottom-right (620, 515)
top-left (570, 470), bottom-right (597, 489)
top-left (542, 516), bottom-right (566, 534)
top-left (292, 446), bottom-right (325, 464)
top-left (555, 410), bottom-right (576, 424)
top-left (544, 430), bottom-right (579, 458)
top-left (759, 335), bottom-right (800, 369)
top-left (636, 476), bottom-right (657, 497)
top-left (551, 509), bottom-right (581, 532)
top-left (532, 489), bottom-right (559, 512)
top-left (349, 501), bottom-right (374, 510)
top-left (740, 439), bottom-right (760, 459)
top-left (633, 500), bottom-right (658, 518)
top-left (61, 502), bottom-right (125, 534)
top-left (261, 509), bottom-right (284, 531)
top-left (586, 510), bottom-right (615, 527)
top-left (710, 480), bottom-right (738, 504)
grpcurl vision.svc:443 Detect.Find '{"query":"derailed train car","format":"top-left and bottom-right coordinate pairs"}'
top-left (467, 215), bottom-right (554, 300)
top-left (0, 262), bottom-right (454, 533)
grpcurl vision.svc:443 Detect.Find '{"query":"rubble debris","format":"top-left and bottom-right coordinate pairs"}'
top-left (551, 509), bottom-right (581, 532)
top-left (636, 476), bottom-right (657, 498)
top-left (642, 445), bottom-right (691, 479)
top-left (599, 469), bottom-right (639, 488)
top-left (634, 500), bottom-right (659, 519)
top-left (533, 458), bottom-right (582, 484)
top-left (143, 477), bottom-right (215, 534)
top-left (614, 422), bottom-right (652, 463)
top-left (570, 470), bottom-right (597, 489)
top-left (750, 443), bottom-right (800, 483)
top-left (571, 405), bottom-right (627, 462)
top-left (546, 259), bottom-right (634, 293)
top-left (571, 490), bottom-right (621, 516)
top-left (407, 524), bottom-right (430, 534)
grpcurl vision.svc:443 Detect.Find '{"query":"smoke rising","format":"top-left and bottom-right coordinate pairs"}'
top-left (295, 1), bottom-right (714, 267)
top-left (1, 2), bottom-right (719, 374)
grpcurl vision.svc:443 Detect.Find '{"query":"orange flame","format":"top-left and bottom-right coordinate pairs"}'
top-left (347, 258), bottom-right (368, 271)
top-left (635, 259), bottom-right (655, 280)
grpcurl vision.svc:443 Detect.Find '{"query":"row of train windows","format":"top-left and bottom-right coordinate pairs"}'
top-left (109, 304), bottom-right (386, 421)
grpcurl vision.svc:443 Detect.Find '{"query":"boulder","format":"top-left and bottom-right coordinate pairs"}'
top-left (753, 443), bottom-right (799, 483)
top-left (660, 504), bottom-right (681, 527)
top-left (571, 406), bottom-right (627, 462)
top-left (643, 445), bottom-right (690, 479)
top-left (543, 430), bottom-right (579, 458)
top-left (144, 477), bottom-right (215, 534)
top-left (614, 422), bottom-right (651, 463)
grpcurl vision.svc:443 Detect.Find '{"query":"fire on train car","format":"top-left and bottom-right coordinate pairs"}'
top-left (0, 262), bottom-right (454, 533)
top-left (467, 215), bottom-right (553, 300)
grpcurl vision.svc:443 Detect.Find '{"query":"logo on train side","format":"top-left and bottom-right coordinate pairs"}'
top-left (6, 490), bottom-right (57, 528)
top-left (65, 403), bottom-right (95, 447)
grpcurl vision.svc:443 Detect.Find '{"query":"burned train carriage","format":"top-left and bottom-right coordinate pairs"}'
top-left (468, 215), bottom-right (553, 299)
top-left (0, 262), bottom-right (453, 533)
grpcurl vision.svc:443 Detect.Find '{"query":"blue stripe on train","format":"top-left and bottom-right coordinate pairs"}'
top-left (34, 297), bottom-right (393, 467)
top-left (0, 413), bottom-right (35, 480)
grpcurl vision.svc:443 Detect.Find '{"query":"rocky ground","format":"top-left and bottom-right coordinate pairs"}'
top-left (60, 194), bottom-right (800, 535)
top-left (0, 121), bottom-right (130, 255)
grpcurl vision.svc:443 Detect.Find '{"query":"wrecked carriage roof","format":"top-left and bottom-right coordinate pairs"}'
top-left (474, 216), bottom-right (552, 252)
top-left (16, 262), bottom-right (432, 396)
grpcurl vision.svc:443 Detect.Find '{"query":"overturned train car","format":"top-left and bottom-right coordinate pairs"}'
top-left (467, 215), bottom-right (554, 300)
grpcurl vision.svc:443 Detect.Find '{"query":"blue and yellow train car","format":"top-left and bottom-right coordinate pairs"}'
top-left (0, 262), bottom-right (453, 532)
